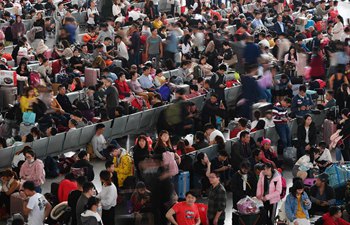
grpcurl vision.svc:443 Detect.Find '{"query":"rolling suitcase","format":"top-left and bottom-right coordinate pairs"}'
top-left (0, 86), bottom-right (17, 110)
top-left (84, 67), bottom-right (100, 87)
top-left (10, 192), bottom-right (27, 219)
top-left (19, 122), bottom-right (36, 136)
top-left (113, 60), bottom-right (122, 68)
top-left (174, 171), bottom-right (190, 199)
top-left (323, 119), bottom-right (337, 146)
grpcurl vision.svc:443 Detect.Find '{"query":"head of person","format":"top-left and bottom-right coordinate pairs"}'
top-left (281, 97), bottom-right (292, 107)
top-left (299, 85), bottom-right (307, 97)
top-left (318, 141), bottom-right (327, 153)
top-left (291, 180), bottom-right (305, 197)
top-left (303, 114), bottom-right (313, 127)
top-left (107, 144), bottom-right (121, 158)
top-left (185, 191), bottom-right (197, 206)
top-left (175, 88), bottom-right (185, 99)
top-left (76, 176), bottom-right (87, 189)
top-left (263, 162), bottom-right (274, 177)
top-left (261, 138), bottom-right (271, 151)
top-left (0, 169), bottom-right (17, 183)
top-left (85, 196), bottom-right (101, 212)
top-left (217, 64), bottom-right (227, 75)
top-left (143, 66), bottom-right (151, 75)
top-left (103, 78), bottom-right (113, 87)
top-left (68, 119), bottom-right (78, 129)
top-left (78, 150), bottom-right (89, 161)
top-left (25, 150), bottom-right (36, 164)
top-left (315, 173), bottom-right (329, 187)
top-left (135, 181), bottom-right (147, 194)
top-left (204, 123), bottom-right (215, 136)
top-left (195, 131), bottom-right (205, 144)
top-left (208, 172), bottom-right (220, 185)
top-left (329, 206), bottom-right (343, 219)
top-left (22, 181), bottom-right (36, 196)
top-left (217, 150), bottom-right (229, 162)
top-left (158, 130), bottom-right (170, 146)
top-left (326, 90), bottom-right (334, 101)
top-left (82, 182), bottom-right (95, 197)
top-left (240, 161), bottom-right (251, 174)
top-left (136, 135), bottom-right (148, 150)
top-left (24, 87), bottom-right (35, 98)
top-left (265, 110), bottom-right (273, 120)
top-left (196, 152), bottom-right (209, 164)
top-left (240, 131), bottom-right (250, 144)
top-left (95, 123), bottom-right (105, 135)
top-left (99, 170), bottom-right (112, 185)
top-left (209, 93), bottom-right (218, 104)
top-left (58, 85), bottom-right (66, 95)
top-left (105, 160), bottom-right (115, 172)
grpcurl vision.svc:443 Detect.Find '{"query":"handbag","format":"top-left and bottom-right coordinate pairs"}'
top-left (22, 111), bottom-right (36, 124)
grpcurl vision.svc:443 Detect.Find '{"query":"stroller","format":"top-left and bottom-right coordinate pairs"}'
top-left (47, 201), bottom-right (72, 225)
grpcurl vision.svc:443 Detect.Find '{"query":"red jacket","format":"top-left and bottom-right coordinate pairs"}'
top-left (309, 54), bottom-right (325, 79)
top-left (115, 80), bottom-right (131, 99)
top-left (323, 213), bottom-right (350, 225)
top-left (58, 179), bottom-right (77, 202)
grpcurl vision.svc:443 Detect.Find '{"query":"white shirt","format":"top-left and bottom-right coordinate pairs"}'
top-left (87, 7), bottom-right (99, 25)
top-left (27, 193), bottom-right (48, 225)
top-left (318, 149), bottom-right (332, 162)
top-left (116, 41), bottom-right (129, 60)
top-left (97, 183), bottom-right (118, 210)
top-left (305, 127), bottom-right (309, 144)
top-left (91, 134), bottom-right (107, 159)
top-left (263, 118), bottom-right (275, 128)
top-left (209, 129), bottom-right (225, 142)
top-left (112, 4), bottom-right (122, 17)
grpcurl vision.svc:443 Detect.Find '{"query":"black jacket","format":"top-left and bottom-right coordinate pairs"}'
top-left (231, 140), bottom-right (252, 171)
top-left (297, 123), bottom-right (317, 148)
top-left (231, 171), bottom-right (257, 207)
top-left (72, 159), bottom-right (95, 182)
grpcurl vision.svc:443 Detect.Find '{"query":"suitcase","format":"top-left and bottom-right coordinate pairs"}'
top-left (323, 119), bottom-right (337, 146)
top-left (304, 178), bottom-right (316, 187)
top-left (10, 192), bottom-right (27, 219)
top-left (113, 60), bottom-right (122, 68)
top-left (0, 86), bottom-right (17, 110)
top-left (17, 54), bottom-right (35, 65)
top-left (84, 68), bottom-right (100, 87)
top-left (19, 122), bottom-right (36, 136)
top-left (174, 171), bottom-right (190, 199)
top-left (283, 147), bottom-right (297, 165)
top-left (325, 164), bottom-right (350, 188)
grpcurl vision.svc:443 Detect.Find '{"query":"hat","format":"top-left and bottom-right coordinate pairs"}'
top-left (0, 57), bottom-right (7, 64)
top-left (317, 173), bottom-right (329, 182)
top-left (261, 138), bottom-right (271, 146)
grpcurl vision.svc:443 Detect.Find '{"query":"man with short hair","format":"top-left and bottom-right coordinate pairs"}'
top-left (273, 97), bottom-right (292, 149)
top-left (68, 176), bottom-right (87, 225)
top-left (91, 123), bottom-right (107, 160)
top-left (138, 66), bottom-right (155, 91)
top-left (210, 64), bottom-right (227, 103)
top-left (72, 151), bottom-right (95, 181)
top-left (201, 93), bottom-right (226, 127)
top-left (231, 131), bottom-right (253, 171)
top-left (76, 182), bottom-right (95, 225)
top-left (166, 191), bottom-right (201, 225)
top-left (207, 172), bottom-right (227, 225)
top-left (324, 90), bottom-right (336, 109)
top-left (204, 123), bottom-right (225, 145)
top-left (56, 85), bottom-right (74, 114)
top-left (291, 85), bottom-right (314, 118)
top-left (103, 78), bottom-right (119, 119)
top-left (22, 181), bottom-right (52, 225)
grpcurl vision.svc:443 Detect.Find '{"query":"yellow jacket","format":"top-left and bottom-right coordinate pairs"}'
top-left (113, 151), bottom-right (134, 187)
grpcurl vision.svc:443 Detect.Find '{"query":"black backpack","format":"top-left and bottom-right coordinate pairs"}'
top-left (44, 156), bottom-right (60, 178)
top-left (314, 217), bottom-right (324, 225)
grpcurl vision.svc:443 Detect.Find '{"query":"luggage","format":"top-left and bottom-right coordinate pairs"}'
top-left (84, 67), bottom-right (100, 87)
top-left (0, 70), bottom-right (17, 86)
top-left (22, 111), bottom-right (36, 124)
top-left (44, 156), bottom-right (60, 178)
top-left (304, 178), bottom-right (316, 187)
top-left (290, 76), bottom-right (303, 84)
top-left (283, 147), bottom-right (297, 165)
top-left (10, 193), bottom-right (27, 219)
top-left (0, 86), bottom-right (17, 110)
top-left (58, 157), bottom-right (76, 174)
top-left (323, 119), bottom-right (337, 146)
top-left (113, 60), bottom-right (122, 68)
top-left (325, 164), bottom-right (350, 188)
top-left (19, 122), bottom-right (36, 136)
top-left (174, 171), bottom-right (190, 199)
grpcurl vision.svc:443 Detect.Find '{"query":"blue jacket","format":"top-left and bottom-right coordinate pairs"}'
top-left (285, 192), bottom-right (312, 222)
top-left (291, 94), bottom-right (314, 118)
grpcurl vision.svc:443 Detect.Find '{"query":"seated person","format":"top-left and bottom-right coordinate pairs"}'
top-left (90, 123), bottom-right (108, 160)
top-left (115, 72), bottom-right (132, 100)
top-left (231, 131), bottom-right (253, 171)
top-left (154, 69), bottom-right (166, 88)
top-left (70, 110), bottom-right (89, 128)
top-left (229, 117), bottom-right (250, 139)
top-left (201, 93), bottom-right (226, 127)
top-left (72, 151), bottom-right (95, 182)
top-left (259, 138), bottom-right (278, 168)
top-left (210, 150), bottom-right (231, 186)
top-left (292, 147), bottom-right (320, 180)
top-left (322, 206), bottom-right (350, 225)
top-left (316, 142), bottom-right (332, 173)
top-left (186, 84), bottom-right (201, 99)
top-left (310, 173), bottom-right (336, 216)
top-left (192, 131), bottom-right (209, 150)
top-left (0, 169), bottom-right (21, 215)
top-left (56, 85), bottom-right (74, 114)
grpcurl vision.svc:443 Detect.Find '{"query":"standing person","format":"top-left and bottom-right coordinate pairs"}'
top-left (273, 97), bottom-right (292, 150)
top-left (11, 15), bottom-right (26, 45)
top-left (68, 176), bottom-right (88, 225)
top-left (256, 162), bottom-right (282, 225)
top-left (339, 109), bottom-right (350, 161)
top-left (133, 135), bottom-right (150, 181)
top-left (128, 24), bottom-right (141, 66)
top-left (166, 191), bottom-right (201, 225)
top-left (76, 182), bottom-right (95, 225)
top-left (297, 114), bottom-right (317, 159)
top-left (146, 28), bottom-right (163, 66)
top-left (285, 181), bottom-right (312, 225)
top-left (21, 181), bottom-right (52, 225)
top-left (19, 150), bottom-right (45, 193)
top-left (103, 78), bottom-right (119, 119)
top-left (210, 64), bottom-right (227, 104)
top-left (80, 197), bottom-right (103, 225)
top-left (332, 15), bottom-right (344, 41)
top-left (291, 85), bottom-right (314, 119)
top-left (97, 170), bottom-right (117, 225)
top-left (207, 172), bottom-right (227, 225)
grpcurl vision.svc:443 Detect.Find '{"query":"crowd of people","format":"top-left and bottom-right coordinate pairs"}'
top-left (0, 0), bottom-right (350, 224)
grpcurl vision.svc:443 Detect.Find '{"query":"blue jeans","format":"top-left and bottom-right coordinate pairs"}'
top-left (275, 123), bottom-right (291, 149)
top-left (154, 4), bottom-right (159, 17)
top-left (336, 147), bottom-right (342, 161)
top-left (130, 51), bottom-right (140, 66)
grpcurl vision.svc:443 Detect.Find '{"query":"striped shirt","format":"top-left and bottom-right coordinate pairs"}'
top-left (208, 183), bottom-right (227, 220)
top-left (272, 102), bottom-right (288, 124)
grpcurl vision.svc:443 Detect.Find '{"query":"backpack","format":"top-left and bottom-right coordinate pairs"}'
top-left (30, 72), bottom-right (41, 87)
top-left (4, 26), bottom-right (12, 42)
top-left (193, 65), bottom-right (203, 79)
top-left (158, 84), bottom-right (172, 102)
top-left (44, 156), bottom-right (60, 178)
top-left (165, 102), bottom-right (182, 126)
top-left (314, 217), bottom-right (324, 225)
top-left (58, 157), bottom-right (76, 174)
top-left (280, 176), bottom-right (287, 199)
top-left (179, 154), bottom-right (193, 172)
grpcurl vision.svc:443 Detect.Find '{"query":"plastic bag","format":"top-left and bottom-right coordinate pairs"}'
top-left (237, 196), bottom-right (260, 215)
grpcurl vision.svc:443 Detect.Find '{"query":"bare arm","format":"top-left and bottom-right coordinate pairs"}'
top-left (165, 208), bottom-right (178, 225)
